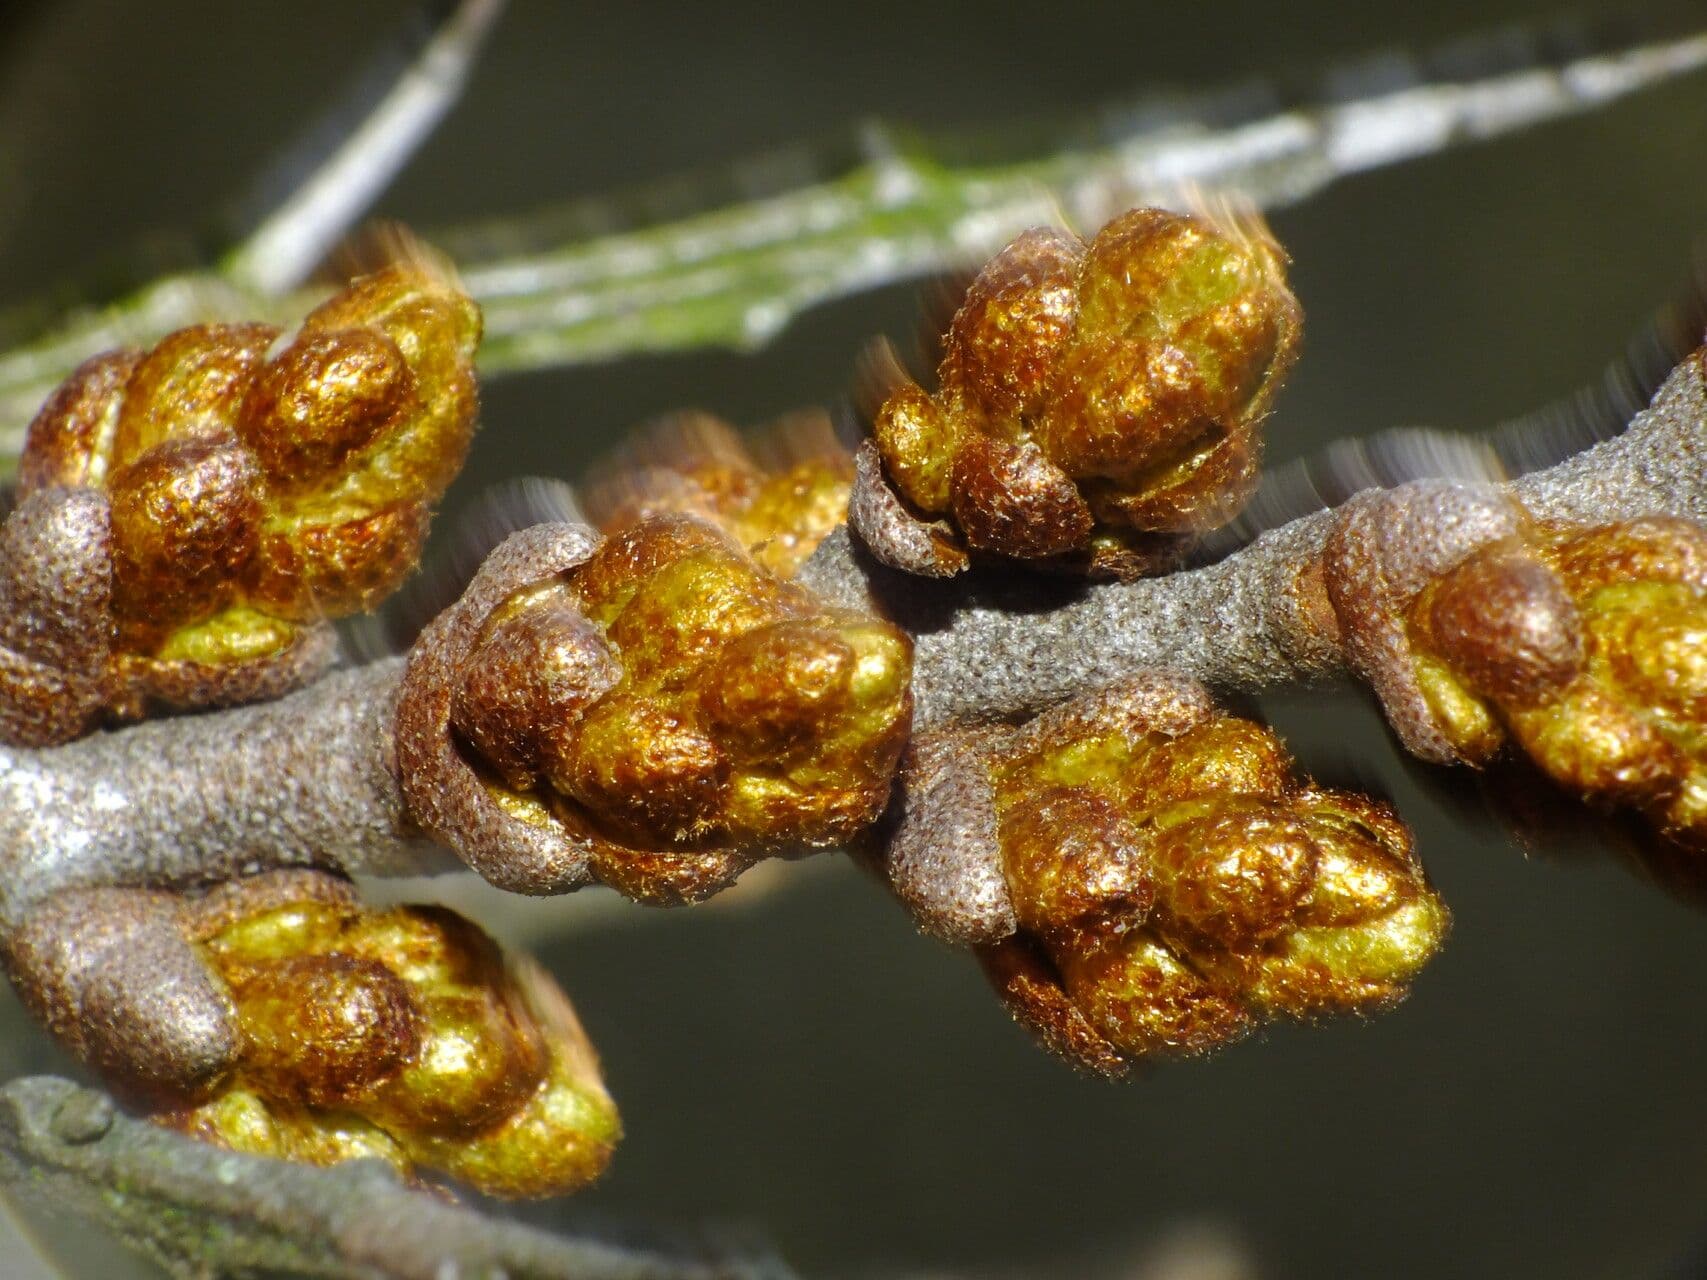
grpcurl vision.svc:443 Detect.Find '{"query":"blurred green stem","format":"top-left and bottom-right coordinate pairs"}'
top-left (1, 26), bottom-right (1703, 477)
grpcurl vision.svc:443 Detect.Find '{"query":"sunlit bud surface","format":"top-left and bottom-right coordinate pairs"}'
top-left (156, 874), bottom-right (619, 1199)
top-left (856, 206), bottom-right (1300, 579)
top-left (0, 247), bottom-right (481, 746)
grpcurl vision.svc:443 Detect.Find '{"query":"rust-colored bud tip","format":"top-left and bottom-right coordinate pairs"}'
top-left (154, 872), bottom-right (618, 1199)
top-left (882, 673), bottom-right (1446, 1073)
top-left (0, 246), bottom-right (482, 746)
top-left (852, 206), bottom-right (1301, 580)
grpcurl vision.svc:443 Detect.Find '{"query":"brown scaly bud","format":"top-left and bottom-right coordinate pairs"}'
top-left (147, 871), bottom-right (619, 1199)
top-left (850, 206), bottom-right (1301, 580)
top-left (579, 408), bottom-right (853, 578)
top-left (881, 672), bottom-right (1447, 1074)
top-left (396, 515), bottom-right (913, 904)
top-left (1325, 483), bottom-right (1707, 853)
top-left (0, 242), bottom-right (481, 746)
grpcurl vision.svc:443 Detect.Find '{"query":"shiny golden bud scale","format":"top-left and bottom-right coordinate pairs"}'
top-left (1406, 516), bottom-right (1707, 852)
top-left (581, 408), bottom-right (853, 577)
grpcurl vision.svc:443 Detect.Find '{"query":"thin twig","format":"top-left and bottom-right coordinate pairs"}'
top-left (224, 0), bottom-right (509, 297)
top-left (800, 343), bottom-right (1707, 726)
top-left (462, 25), bottom-right (1707, 373)
top-left (1, 20), bottom-right (1703, 469)
top-left (0, 1074), bottom-right (789, 1280)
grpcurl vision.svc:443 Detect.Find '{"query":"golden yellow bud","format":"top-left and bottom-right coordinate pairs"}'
top-left (399, 515), bottom-right (913, 904)
top-left (153, 873), bottom-right (619, 1199)
top-left (854, 207), bottom-right (1300, 579)
top-left (581, 408), bottom-right (853, 578)
top-left (1404, 516), bottom-right (1707, 852)
top-left (884, 673), bottom-right (1446, 1074)
top-left (0, 246), bottom-right (481, 745)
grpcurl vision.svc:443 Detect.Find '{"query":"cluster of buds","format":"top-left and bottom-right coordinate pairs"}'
top-left (1323, 483), bottom-right (1707, 852)
top-left (0, 250), bottom-right (480, 747)
top-left (580, 408), bottom-right (853, 577)
top-left (881, 673), bottom-right (1448, 1074)
top-left (10, 871), bottom-right (617, 1198)
top-left (397, 514), bottom-right (914, 903)
top-left (33, 207), bottom-right (1697, 1191)
top-left (851, 207), bottom-right (1301, 579)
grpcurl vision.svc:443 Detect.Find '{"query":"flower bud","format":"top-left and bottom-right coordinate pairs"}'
top-left (580, 408), bottom-right (853, 577)
top-left (852, 207), bottom-right (1300, 579)
top-left (1411, 539), bottom-right (1584, 707)
top-left (398, 514), bottom-right (913, 903)
top-left (106, 436), bottom-right (264, 641)
top-left (450, 592), bottom-right (623, 791)
top-left (997, 785), bottom-right (1153, 944)
top-left (0, 244), bottom-right (480, 746)
top-left (155, 872), bottom-right (618, 1199)
top-left (1322, 486), bottom-right (1707, 856)
top-left (883, 672), bottom-right (1446, 1073)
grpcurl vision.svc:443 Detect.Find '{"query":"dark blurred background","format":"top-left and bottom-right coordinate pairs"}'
top-left (2, 2), bottom-right (1707, 1277)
